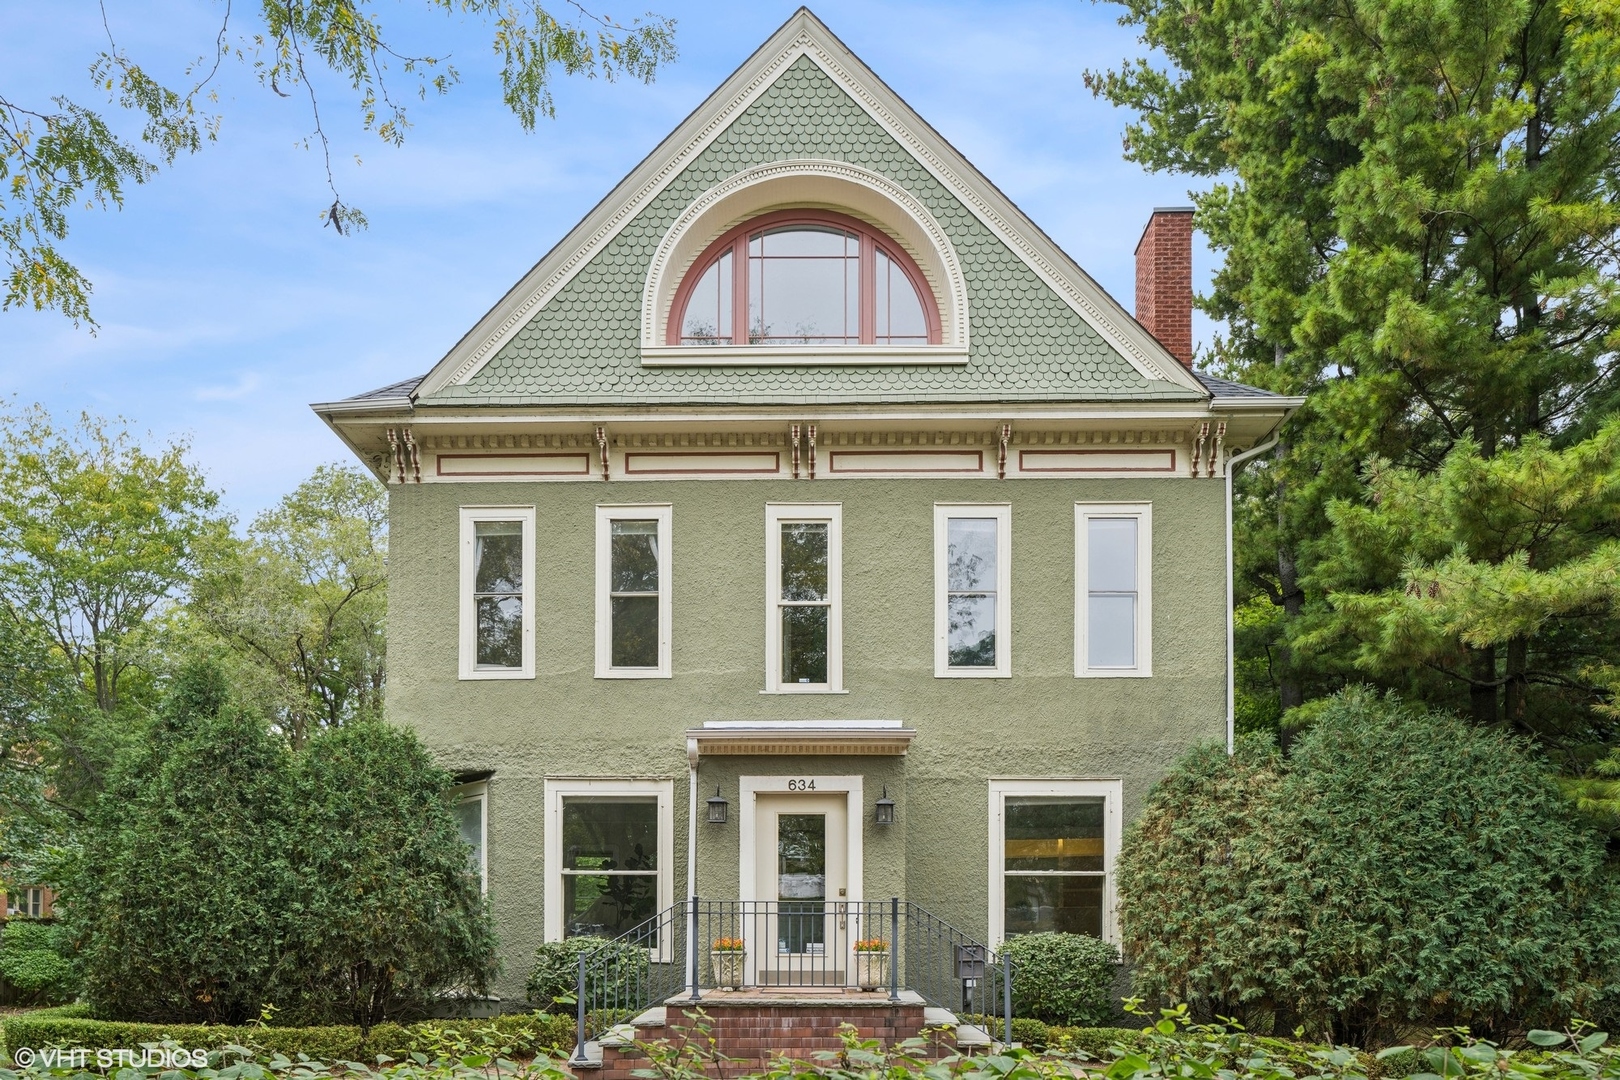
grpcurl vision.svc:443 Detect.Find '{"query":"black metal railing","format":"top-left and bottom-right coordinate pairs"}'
top-left (571, 898), bottom-right (1013, 1062)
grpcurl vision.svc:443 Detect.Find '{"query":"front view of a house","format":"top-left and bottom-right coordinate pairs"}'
top-left (315, 9), bottom-right (1296, 1007)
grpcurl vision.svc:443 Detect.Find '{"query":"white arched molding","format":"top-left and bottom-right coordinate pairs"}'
top-left (640, 160), bottom-right (970, 366)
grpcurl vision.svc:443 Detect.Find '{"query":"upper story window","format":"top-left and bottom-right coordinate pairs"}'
top-left (1075, 503), bottom-right (1153, 678)
top-left (595, 505), bottom-right (673, 678)
top-left (671, 211), bottom-right (940, 347)
top-left (764, 503), bottom-right (844, 693)
top-left (935, 504), bottom-right (1012, 678)
top-left (459, 507), bottom-right (536, 680)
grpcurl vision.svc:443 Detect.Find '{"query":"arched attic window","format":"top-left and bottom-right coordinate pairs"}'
top-left (669, 210), bottom-right (941, 347)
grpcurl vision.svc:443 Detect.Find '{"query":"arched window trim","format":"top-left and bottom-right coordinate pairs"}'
top-left (666, 209), bottom-right (943, 348)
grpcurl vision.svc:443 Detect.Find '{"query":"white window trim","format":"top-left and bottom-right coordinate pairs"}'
top-left (988, 778), bottom-right (1123, 946)
top-left (451, 781), bottom-right (489, 894)
top-left (1074, 502), bottom-right (1153, 678)
top-left (459, 506), bottom-right (536, 680)
top-left (544, 778), bottom-right (676, 956)
top-left (763, 503), bottom-right (844, 694)
top-left (595, 504), bottom-right (673, 678)
top-left (934, 503), bottom-right (1012, 678)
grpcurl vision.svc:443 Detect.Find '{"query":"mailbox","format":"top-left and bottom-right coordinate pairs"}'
top-left (955, 943), bottom-right (987, 981)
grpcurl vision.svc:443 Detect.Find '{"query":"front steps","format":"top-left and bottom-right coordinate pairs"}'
top-left (572, 988), bottom-right (990, 1078)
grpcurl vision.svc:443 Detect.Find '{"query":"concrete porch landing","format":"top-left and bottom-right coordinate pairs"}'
top-left (578, 988), bottom-right (989, 1078)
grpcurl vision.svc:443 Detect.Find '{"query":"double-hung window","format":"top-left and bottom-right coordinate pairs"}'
top-left (934, 504), bottom-right (1012, 678)
top-left (452, 782), bottom-right (488, 894)
top-left (764, 504), bottom-right (843, 693)
top-left (544, 779), bottom-right (674, 949)
top-left (1075, 503), bottom-right (1152, 677)
top-left (595, 506), bottom-right (672, 678)
top-left (989, 779), bottom-right (1121, 944)
top-left (459, 507), bottom-right (536, 679)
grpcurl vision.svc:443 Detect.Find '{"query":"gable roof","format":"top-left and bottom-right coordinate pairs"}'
top-left (408, 8), bottom-right (1209, 408)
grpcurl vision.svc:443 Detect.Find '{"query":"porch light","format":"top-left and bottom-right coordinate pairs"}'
top-left (874, 787), bottom-right (896, 826)
top-left (706, 786), bottom-right (729, 825)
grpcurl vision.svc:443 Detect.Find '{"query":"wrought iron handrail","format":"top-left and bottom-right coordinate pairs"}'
top-left (570, 898), bottom-right (1014, 1063)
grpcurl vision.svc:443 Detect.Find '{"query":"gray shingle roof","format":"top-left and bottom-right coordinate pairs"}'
top-left (1196, 372), bottom-right (1292, 401)
top-left (347, 375), bottom-right (423, 402)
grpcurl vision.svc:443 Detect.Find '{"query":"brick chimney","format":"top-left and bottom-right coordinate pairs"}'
top-left (1134, 207), bottom-right (1195, 368)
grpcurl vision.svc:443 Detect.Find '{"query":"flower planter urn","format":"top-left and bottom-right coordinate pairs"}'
top-left (854, 951), bottom-right (888, 991)
top-left (711, 950), bottom-right (745, 989)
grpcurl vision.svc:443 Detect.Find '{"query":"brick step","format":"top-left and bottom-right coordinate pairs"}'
top-left (575, 990), bottom-right (980, 1080)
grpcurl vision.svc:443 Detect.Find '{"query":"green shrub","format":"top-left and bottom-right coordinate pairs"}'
top-left (0, 920), bottom-right (79, 1004)
top-left (959, 1014), bottom-right (1051, 1048)
top-left (525, 937), bottom-right (647, 1010)
top-left (66, 662), bottom-right (496, 1029)
top-left (68, 662), bottom-right (297, 1025)
top-left (1117, 688), bottom-right (1620, 1047)
top-left (398, 1014), bottom-right (577, 1059)
top-left (1, 1012), bottom-right (579, 1067)
top-left (0, 1018), bottom-right (376, 1063)
top-left (1045, 1026), bottom-right (1145, 1060)
top-left (278, 721), bottom-right (497, 1028)
top-left (997, 932), bottom-right (1117, 1026)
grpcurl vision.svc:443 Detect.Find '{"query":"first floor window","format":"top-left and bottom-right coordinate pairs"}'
top-left (935, 504), bottom-right (1012, 677)
top-left (6, 887), bottom-right (44, 918)
top-left (546, 780), bottom-right (674, 948)
top-left (459, 507), bottom-right (536, 679)
top-left (765, 504), bottom-right (843, 692)
top-left (595, 505), bottom-right (672, 677)
top-left (990, 780), bottom-right (1120, 944)
top-left (1075, 504), bottom-right (1152, 677)
top-left (452, 782), bottom-right (488, 894)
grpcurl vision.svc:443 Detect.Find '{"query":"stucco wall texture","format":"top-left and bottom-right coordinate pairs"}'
top-left (388, 476), bottom-right (1226, 1002)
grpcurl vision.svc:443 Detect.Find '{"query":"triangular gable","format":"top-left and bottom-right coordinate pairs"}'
top-left (414, 8), bottom-right (1206, 402)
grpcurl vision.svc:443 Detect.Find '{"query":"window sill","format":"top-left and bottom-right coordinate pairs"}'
top-left (936, 669), bottom-right (1011, 679)
top-left (460, 668), bottom-right (535, 681)
top-left (759, 687), bottom-right (850, 695)
top-left (641, 344), bottom-right (969, 367)
top-left (1075, 668), bottom-right (1154, 679)
top-left (596, 669), bottom-right (673, 680)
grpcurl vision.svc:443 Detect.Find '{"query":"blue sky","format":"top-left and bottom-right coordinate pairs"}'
top-left (2, 1), bottom-right (1216, 519)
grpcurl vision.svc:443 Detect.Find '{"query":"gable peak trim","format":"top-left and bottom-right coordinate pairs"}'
top-left (417, 7), bottom-right (1203, 398)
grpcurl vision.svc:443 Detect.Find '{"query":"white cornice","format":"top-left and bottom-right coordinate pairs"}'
top-left (413, 9), bottom-right (1207, 399)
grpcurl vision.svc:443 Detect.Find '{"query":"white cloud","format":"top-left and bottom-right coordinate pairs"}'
top-left (194, 372), bottom-right (263, 401)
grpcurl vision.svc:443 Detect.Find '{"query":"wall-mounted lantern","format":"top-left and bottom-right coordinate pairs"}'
top-left (706, 786), bottom-right (730, 825)
top-left (874, 787), bottom-right (896, 826)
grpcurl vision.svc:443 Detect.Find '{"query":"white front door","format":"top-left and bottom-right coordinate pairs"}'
top-left (753, 792), bottom-right (848, 985)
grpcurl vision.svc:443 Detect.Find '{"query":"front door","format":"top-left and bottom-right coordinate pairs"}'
top-left (753, 792), bottom-right (848, 985)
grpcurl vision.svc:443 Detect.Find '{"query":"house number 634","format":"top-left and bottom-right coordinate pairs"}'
top-left (786, 779), bottom-right (817, 791)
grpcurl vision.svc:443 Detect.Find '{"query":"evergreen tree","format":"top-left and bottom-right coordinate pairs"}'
top-left (1090, 0), bottom-right (1620, 752)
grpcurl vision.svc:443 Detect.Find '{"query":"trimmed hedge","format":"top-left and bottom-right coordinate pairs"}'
top-left (996, 932), bottom-right (1118, 1026)
top-left (956, 1015), bottom-right (1143, 1057)
top-left (1, 1012), bottom-right (579, 1067)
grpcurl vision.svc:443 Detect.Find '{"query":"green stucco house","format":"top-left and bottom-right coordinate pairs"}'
top-left (314, 8), bottom-right (1298, 1010)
